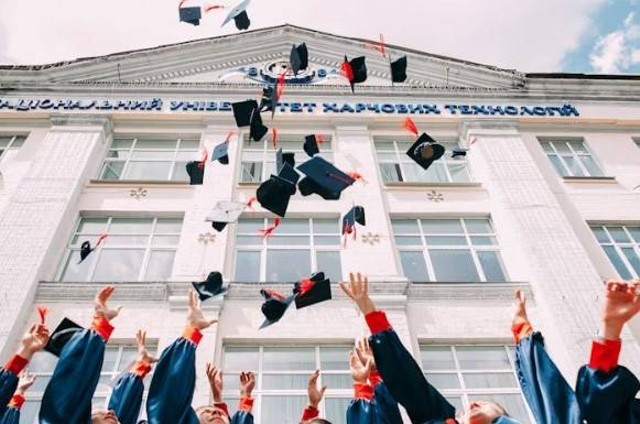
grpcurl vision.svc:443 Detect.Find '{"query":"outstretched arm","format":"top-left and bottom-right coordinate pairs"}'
top-left (0, 371), bottom-right (36, 424)
top-left (340, 273), bottom-right (455, 424)
top-left (511, 290), bottom-right (581, 424)
top-left (300, 370), bottom-right (327, 423)
top-left (147, 290), bottom-right (218, 424)
top-left (346, 347), bottom-right (376, 424)
top-left (231, 372), bottom-right (256, 424)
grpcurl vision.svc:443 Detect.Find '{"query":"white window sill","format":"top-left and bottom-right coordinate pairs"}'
top-left (562, 176), bottom-right (617, 184)
top-left (238, 181), bottom-right (261, 187)
top-left (384, 182), bottom-right (483, 188)
top-left (88, 179), bottom-right (192, 187)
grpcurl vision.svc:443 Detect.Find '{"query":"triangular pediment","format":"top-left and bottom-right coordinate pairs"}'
top-left (0, 25), bottom-right (525, 90)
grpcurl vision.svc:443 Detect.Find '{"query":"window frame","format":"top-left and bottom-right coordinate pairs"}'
top-left (591, 224), bottom-right (640, 279)
top-left (540, 138), bottom-right (603, 177)
top-left (0, 134), bottom-right (26, 163)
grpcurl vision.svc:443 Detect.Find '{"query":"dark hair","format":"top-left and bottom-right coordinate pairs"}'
top-left (309, 419), bottom-right (332, 424)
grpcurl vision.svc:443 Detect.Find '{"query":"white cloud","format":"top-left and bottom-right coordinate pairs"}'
top-left (590, 11), bottom-right (640, 73)
top-left (0, 0), bottom-right (606, 72)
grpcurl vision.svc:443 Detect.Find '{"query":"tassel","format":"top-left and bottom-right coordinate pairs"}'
top-left (348, 172), bottom-right (367, 184)
top-left (265, 289), bottom-right (285, 301)
top-left (276, 73), bottom-right (286, 99)
top-left (316, 135), bottom-right (325, 144)
top-left (258, 217), bottom-right (281, 240)
top-left (197, 149), bottom-right (208, 170)
top-left (364, 34), bottom-right (386, 57)
top-left (340, 60), bottom-right (354, 82)
top-left (204, 4), bottom-right (225, 12)
top-left (298, 278), bottom-right (315, 296)
top-left (271, 128), bottom-right (279, 149)
top-left (37, 306), bottom-right (48, 325)
top-left (178, 0), bottom-right (188, 8)
top-left (403, 117), bottom-right (419, 136)
top-left (225, 130), bottom-right (235, 143)
top-left (328, 172), bottom-right (355, 185)
top-left (96, 233), bottom-right (108, 247)
top-left (246, 197), bottom-right (257, 209)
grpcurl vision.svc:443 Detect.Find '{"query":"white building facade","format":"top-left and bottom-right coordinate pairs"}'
top-left (1, 24), bottom-right (640, 424)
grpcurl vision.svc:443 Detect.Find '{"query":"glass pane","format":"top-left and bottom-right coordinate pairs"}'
top-left (320, 347), bottom-right (351, 370)
top-left (118, 347), bottom-right (140, 371)
top-left (380, 163), bottom-right (402, 183)
top-left (241, 162), bottom-right (262, 182)
top-left (266, 250), bottom-right (311, 282)
top-left (430, 250), bottom-right (480, 282)
top-left (463, 372), bottom-right (517, 389)
top-left (377, 152), bottom-right (399, 162)
top-left (91, 249), bottom-right (145, 281)
top-left (31, 375), bottom-right (52, 392)
top-left (316, 251), bottom-right (342, 282)
top-left (395, 236), bottom-right (423, 246)
top-left (130, 151), bottom-right (176, 160)
top-left (445, 397), bottom-right (464, 413)
top-left (622, 248), bottom-right (640, 276)
top-left (223, 374), bottom-right (242, 392)
top-left (262, 374), bottom-right (309, 390)
top-left (391, 219), bottom-right (419, 234)
top-left (77, 217), bottom-right (109, 234)
top-left (465, 219), bottom-right (493, 234)
top-left (135, 139), bottom-right (177, 149)
top-left (456, 346), bottom-right (511, 370)
top-left (470, 236), bottom-right (498, 246)
top-left (399, 251), bottom-right (428, 282)
top-left (263, 347), bottom-right (315, 371)
top-left (580, 156), bottom-right (602, 177)
top-left (179, 139), bottom-right (200, 149)
top-left (402, 162), bottom-right (427, 183)
top-left (425, 373), bottom-right (460, 389)
top-left (237, 235), bottom-right (263, 246)
top-left (315, 236), bottom-right (341, 246)
top-left (277, 219), bottom-right (309, 234)
top-left (603, 246), bottom-right (633, 279)
top-left (421, 162), bottom-right (449, 183)
top-left (156, 218), bottom-right (183, 233)
top-left (21, 401), bottom-right (40, 424)
top-left (448, 162), bottom-right (471, 183)
top-left (235, 251), bottom-right (261, 282)
top-left (124, 161), bottom-right (172, 180)
top-left (548, 155), bottom-right (567, 177)
top-left (421, 219), bottom-right (464, 234)
top-left (477, 251), bottom-right (507, 282)
top-left (29, 352), bottom-right (58, 372)
top-left (628, 227), bottom-right (640, 243)
top-left (473, 394), bottom-right (531, 424)
top-left (268, 236), bottom-right (310, 246)
top-left (110, 218), bottom-right (153, 234)
top-left (224, 347), bottom-right (259, 372)
top-left (171, 161), bottom-right (190, 182)
top-left (100, 161), bottom-right (125, 180)
top-left (238, 219), bottom-right (265, 233)
top-left (425, 236), bottom-right (467, 246)
top-left (261, 396), bottom-right (307, 424)
top-left (322, 374), bottom-right (352, 389)
top-left (112, 139), bottom-right (134, 149)
top-left (374, 141), bottom-right (395, 151)
top-left (103, 235), bottom-right (150, 246)
top-left (102, 347), bottom-right (119, 372)
top-left (314, 219), bottom-right (340, 234)
top-left (325, 398), bottom-right (350, 424)
top-left (551, 142), bottom-right (571, 154)
top-left (568, 141), bottom-right (588, 154)
top-left (145, 250), bottom-right (176, 281)
top-left (606, 227), bottom-right (630, 243)
top-left (591, 227), bottom-right (610, 243)
top-left (152, 236), bottom-right (180, 245)
top-left (420, 346), bottom-right (455, 370)
top-left (563, 156), bottom-right (584, 177)
top-left (60, 250), bottom-right (94, 282)
top-left (106, 150), bottom-right (129, 159)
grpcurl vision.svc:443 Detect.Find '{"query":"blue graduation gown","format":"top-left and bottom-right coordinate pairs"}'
top-left (514, 332), bottom-right (582, 424)
top-left (346, 381), bottom-right (403, 424)
top-left (0, 406), bottom-right (19, 424)
top-left (108, 372), bottom-right (146, 424)
top-left (0, 360), bottom-right (23, 417)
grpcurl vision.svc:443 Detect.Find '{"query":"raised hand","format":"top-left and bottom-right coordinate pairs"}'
top-left (136, 329), bottom-right (158, 364)
top-left (307, 370), bottom-right (327, 409)
top-left (602, 281), bottom-right (640, 340)
top-left (94, 286), bottom-right (121, 322)
top-left (206, 363), bottom-right (224, 403)
top-left (512, 289), bottom-right (529, 327)
top-left (187, 290), bottom-right (218, 331)
top-left (18, 324), bottom-right (49, 360)
top-left (355, 337), bottom-right (376, 371)
top-left (240, 371), bottom-right (256, 398)
top-left (349, 351), bottom-right (373, 383)
top-left (16, 370), bottom-right (37, 395)
top-left (339, 272), bottom-right (376, 315)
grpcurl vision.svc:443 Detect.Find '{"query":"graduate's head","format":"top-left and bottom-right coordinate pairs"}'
top-left (458, 401), bottom-right (509, 424)
top-left (91, 410), bottom-right (120, 424)
top-left (196, 405), bottom-right (230, 424)
top-left (308, 420), bottom-right (332, 424)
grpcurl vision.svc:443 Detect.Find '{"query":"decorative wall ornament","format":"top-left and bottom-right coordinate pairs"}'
top-left (362, 232), bottom-right (382, 246)
top-left (129, 187), bottom-right (148, 199)
top-left (427, 190), bottom-right (444, 202)
top-left (198, 232), bottom-right (216, 244)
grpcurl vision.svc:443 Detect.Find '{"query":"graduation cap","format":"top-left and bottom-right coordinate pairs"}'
top-left (303, 135), bottom-right (321, 158)
top-left (78, 234), bottom-right (107, 264)
top-left (341, 56), bottom-right (367, 93)
top-left (44, 318), bottom-right (84, 357)
top-left (390, 56), bottom-right (408, 83)
top-left (451, 147), bottom-right (468, 158)
top-left (206, 201), bottom-right (245, 232)
top-left (260, 289), bottom-right (295, 329)
top-left (259, 86), bottom-right (276, 114)
top-left (212, 142), bottom-right (230, 165)
top-left (293, 273), bottom-right (332, 309)
top-left (342, 206), bottom-right (366, 236)
top-left (179, 6), bottom-right (202, 26)
top-left (232, 100), bottom-right (258, 127)
top-left (406, 133), bottom-right (446, 171)
top-left (192, 272), bottom-right (227, 301)
top-left (250, 110), bottom-right (268, 142)
top-left (221, 0), bottom-right (251, 30)
top-left (276, 148), bottom-right (296, 171)
top-left (290, 43), bottom-right (309, 76)
top-left (186, 161), bottom-right (205, 185)
top-left (297, 156), bottom-right (355, 200)
top-left (256, 173), bottom-right (296, 217)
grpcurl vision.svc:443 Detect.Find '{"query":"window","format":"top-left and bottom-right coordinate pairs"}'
top-left (0, 135), bottom-right (26, 164)
top-left (20, 342), bottom-right (158, 424)
top-left (57, 216), bottom-right (182, 282)
top-left (591, 225), bottom-right (640, 279)
top-left (541, 140), bottom-right (602, 177)
top-left (420, 344), bottom-right (531, 424)
top-left (240, 137), bottom-right (333, 183)
top-left (99, 137), bottom-right (200, 182)
top-left (392, 218), bottom-right (507, 283)
top-left (222, 345), bottom-right (352, 424)
top-left (234, 218), bottom-right (342, 283)
top-left (375, 139), bottom-right (470, 184)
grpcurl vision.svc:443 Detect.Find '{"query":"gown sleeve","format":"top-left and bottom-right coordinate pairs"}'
top-left (0, 355), bottom-right (27, 417)
top-left (575, 338), bottom-right (640, 424)
top-left (0, 394), bottom-right (26, 424)
top-left (346, 382), bottom-right (376, 424)
top-left (39, 316), bottom-right (114, 424)
top-left (230, 397), bottom-right (255, 424)
top-left (107, 360), bottom-right (153, 424)
top-left (366, 311), bottom-right (456, 424)
top-left (146, 327), bottom-right (201, 424)
top-left (371, 373), bottom-right (403, 424)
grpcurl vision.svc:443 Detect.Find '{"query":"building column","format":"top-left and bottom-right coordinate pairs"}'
top-left (461, 120), bottom-right (640, 378)
top-left (0, 114), bottom-right (111, 360)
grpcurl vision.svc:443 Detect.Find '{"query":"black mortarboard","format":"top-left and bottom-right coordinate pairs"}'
top-left (186, 161), bottom-right (205, 185)
top-left (303, 135), bottom-right (320, 158)
top-left (260, 289), bottom-right (295, 329)
top-left (192, 272), bottom-right (227, 301)
top-left (212, 142), bottom-right (230, 165)
top-left (343, 56), bottom-right (367, 92)
top-left (80, 241), bottom-right (92, 263)
top-left (342, 206), bottom-right (366, 235)
top-left (297, 156), bottom-right (355, 200)
top-left (257, 174), bottom-right (296, 217)
top-left (259, 86), bottom-right (275, 113)
top-left (276, 148), bottom-right (295, 171)
top-left (232, 100), bottom-right (258, 128)
top-left (451, 147), bottom-right (468, 158)
top-left (290, 43), bottom-right (309, 76)
top-left (278, 163), bottom-right (300, 186)
top-left (179, 6), bottom-right (202, 26)
top-left (293, 273), bottom-right (332, 309)
top-left (406, 133), bottom-right (446, 171)
top-left (221, 0), bottom-right (251, 30)
top-left (390, 56), bottom-right (408, 83)
top-left (44, 318), bottom-right (84, 357)
top-left (249, 109), bottom-right (269, 142)
top-left (206, 201), bottom-right (245, 232)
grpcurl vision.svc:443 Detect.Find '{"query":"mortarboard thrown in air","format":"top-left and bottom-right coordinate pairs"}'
top-left (293, 272), bottom-right (332, 309)
top-left (276, 148), bottom-right (296, 172)
top-left (451, 147), bottom-right (468, 158)
top-left (406, 133), bottom-right (446, 171)
top-left (297, 156), bottom-right (355, 201)
top-left (259, 74), bottom-right (285, 119)
top-left (260, 289), bottom-right (295, 329)
top-left (192, 271), bottom-right (227, 301)
top-left (211, 131), bottom-right (235, 165)
top-left (390, 56), bottom-right (408, 83)
top-left (303, 135), bottom-right (323, 158)
top-left (231, 100), bottom-right (268, 141)
top-left (206, 200), bottom-right (246, 232)
top-left (44, 317), bottom-right (84, 357)
top-left (290, 43), bottom-right (309, 76)
top-left (250, 109), bottom-right (269, 142)
top-left (342, 206), bottom-right (366, 243)
top-left (79, 234), bottom-right (108, 264)
top-left (221, 0), bottom-right (251, 30)
top-left (179, 6), bottom-right (202, 25)
top-left (256, 163), bottom-right (299, 217)
top-left (341, 56), bottom-right (367, 93)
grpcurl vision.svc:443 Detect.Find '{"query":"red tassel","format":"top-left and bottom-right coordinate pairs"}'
top-left (259, 217), bottom-right (281, 240)
top-left (276, 73), bottom-right (286, 99)
top-left (403, 117), bottom-right (419, 136)
top-left (178, 0), bottom-right (188, 8)
top-left (340, 61), bottom-right (354, 82)
top-left (225, 130), bottom-right (235, 143)
top-left (348, 172), bottom-right (367, 184)
top-left (328, 172), bottom-right (355, 185)
top-left (298, 278), bottom-right (315, 296)
top-left (364, 34), bottom-right (386, 57)
top-left (316, 135), bottom-right (325, 144)
top-left (96, 233), bottom-right (108, 247)
top-left (271, 128), bottom-right (279, 149)
top-left (246, 197), bottom-right (257, 209)
top-left (37, 306), bottom-right (48, 325)
top-left (265, 289), bottom-right (285, 301)
top-left (204, 4), bottom-right (225, 12)
top-left (197, 149), bottom-right (208, 170)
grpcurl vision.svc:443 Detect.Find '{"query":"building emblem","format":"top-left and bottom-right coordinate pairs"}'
top-left (362, 232), bottom-right (382, 246)
top-left (129, 187), bottom-right (148, 199)
top-left (427, 190), bottom-right (444, 202)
